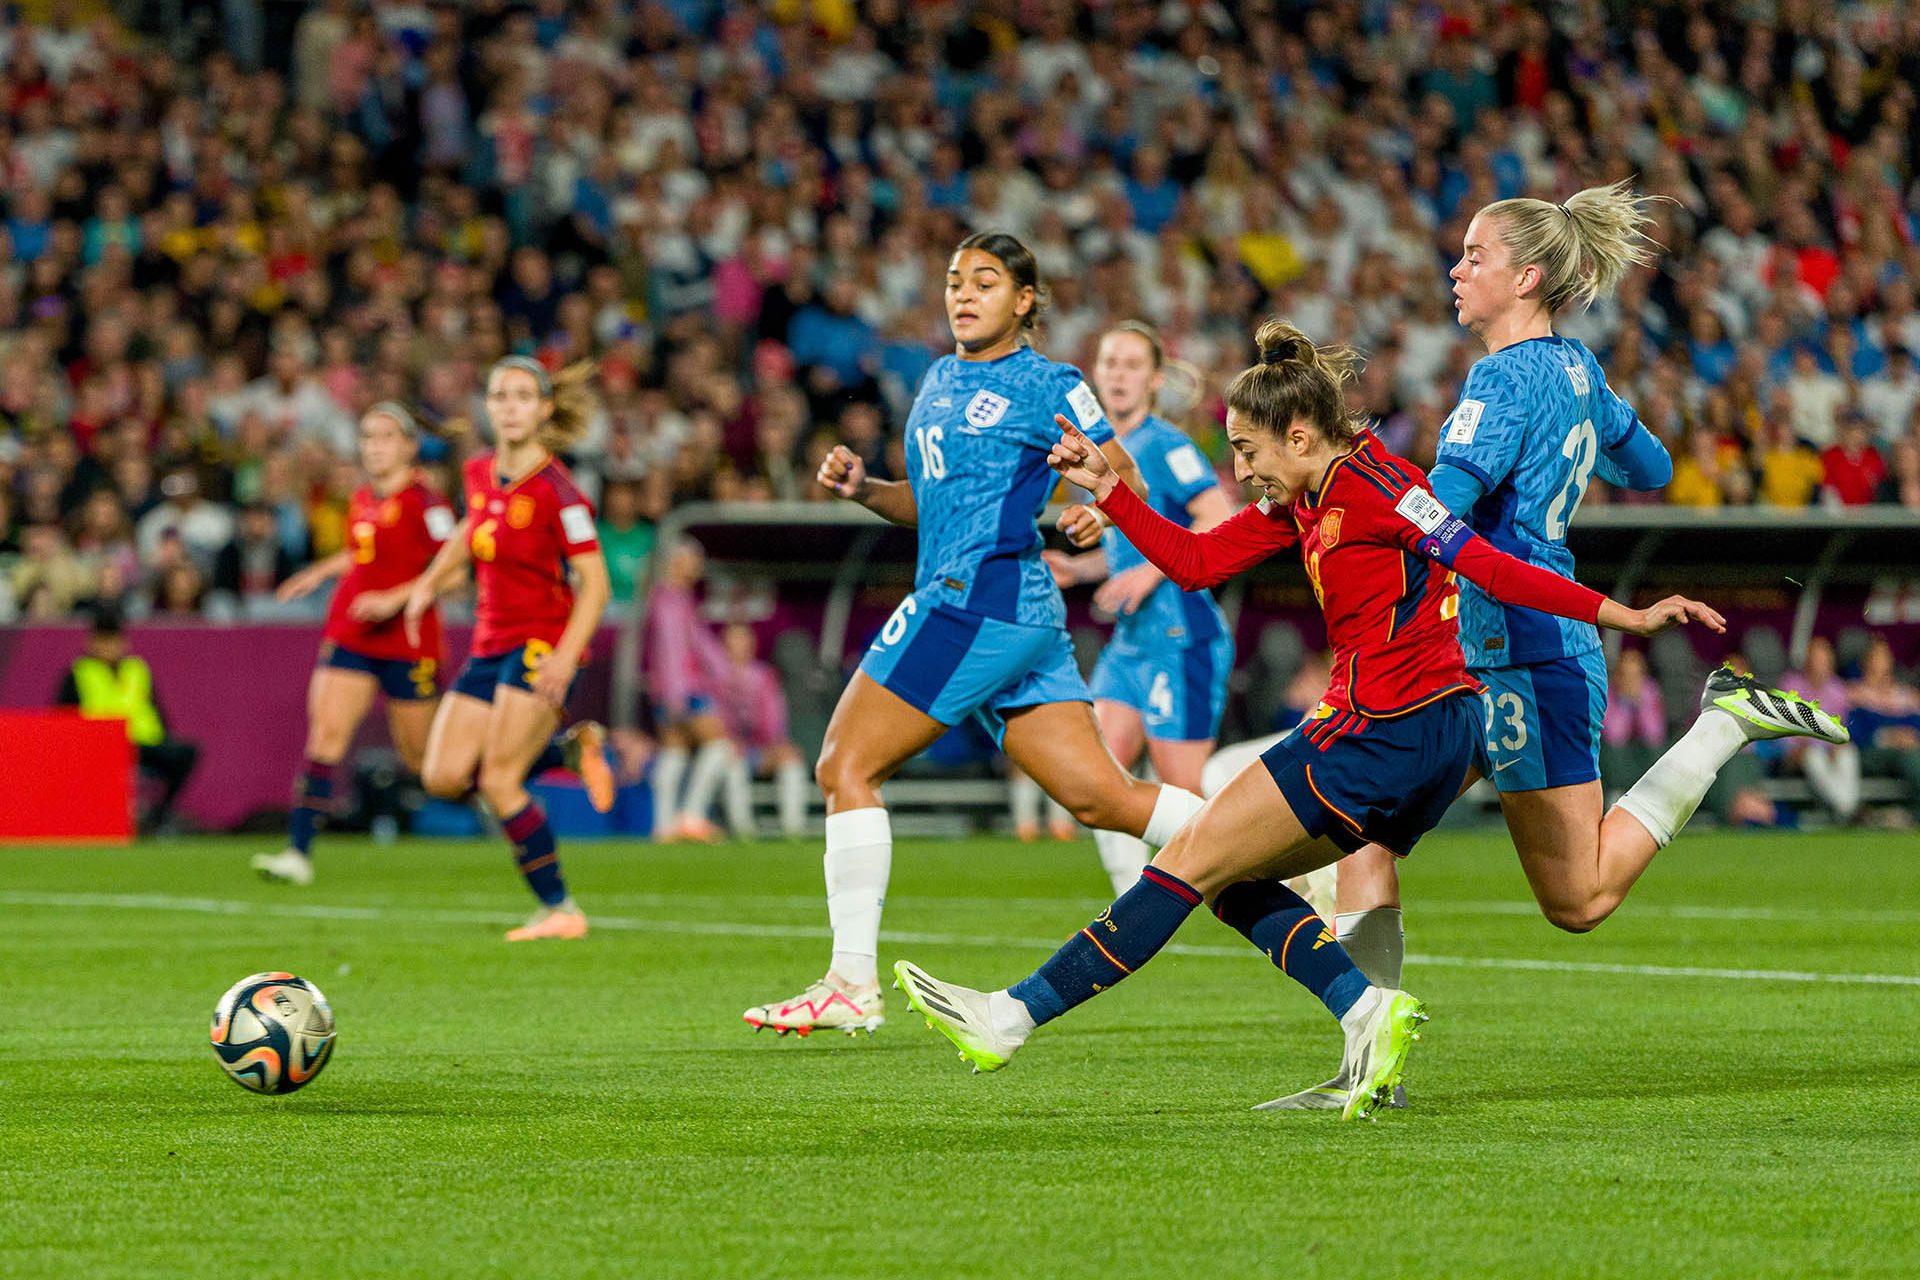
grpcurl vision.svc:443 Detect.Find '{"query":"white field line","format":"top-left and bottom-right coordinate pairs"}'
top-left (5, 890), bottom-right (1920, 988)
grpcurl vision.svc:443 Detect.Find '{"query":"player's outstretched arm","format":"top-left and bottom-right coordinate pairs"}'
top-left (1051, 417), bottom-right (1294, 589)
top-left (277, 550), bottom-right (352, 602)
top-left (1445, 534), bottom-right (1723, 638)
top-left (817, 444), bottom-right (917, 526)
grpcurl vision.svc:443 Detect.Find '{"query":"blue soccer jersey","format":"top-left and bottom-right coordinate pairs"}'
top-left (1436, 335), bottom-right (1644, 670)
top-left (902, 346), bottom-right (1113, 628)
top-left (1101, 415), bottom-right (1227, 650)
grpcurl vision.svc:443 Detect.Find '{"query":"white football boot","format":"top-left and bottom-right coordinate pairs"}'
top-left (251, 849), bottom-right (314, 886)
top-left (743, 975), bottom-right (884, 1037)
top-left (1334, 986), bottom-right (1428, 1121)
top-left (892, 961), bottom-right (1029, 1072)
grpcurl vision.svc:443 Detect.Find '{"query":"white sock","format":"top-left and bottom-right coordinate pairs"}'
top-left (1614, 708), bottom-right (1748, 848)
top-left (986, 989), bottom-right (1037, 1044)
top-left (652, 746), bottom-right (688, 837)
top-left (682, 740), bottom-right (733, 824)
top-left (1009, 773), bottom-right (1041, 828)
top-left (722, 757), bottom-right (754, 835)
top-left (1093, 828), bottom-right (1151, 895)
top-left (1142, 783), bottom-right (1206, 847)
top-left (776, 758), bottom-right (808, 836)
top-left (1335, 907), bottom-right (1404, 988)
top-left (825, 807), bottom-right (891, 988)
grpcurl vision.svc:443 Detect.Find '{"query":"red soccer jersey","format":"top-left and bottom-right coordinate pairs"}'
top-left (324, 475), bottom-right (455, 661)
top-left (1097, 432), bottom-right (1606, 718)
top-left (463, 451), bottom-right (601, 657)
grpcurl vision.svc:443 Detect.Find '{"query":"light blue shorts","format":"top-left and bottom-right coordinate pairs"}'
top-left (858, 592), bottom-right (1090, 746)
top-left (1089, 635), bottom-right (1234, 742)
top-left (1470, 648), bottom-right (1608, 792)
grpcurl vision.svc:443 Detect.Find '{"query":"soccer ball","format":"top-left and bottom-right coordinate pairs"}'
top-left (209, 971), bottom-right (336, 1094)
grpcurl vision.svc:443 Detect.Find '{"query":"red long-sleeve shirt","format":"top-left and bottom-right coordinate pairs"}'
top-left (1097, 433), bottom-right (1604, 718)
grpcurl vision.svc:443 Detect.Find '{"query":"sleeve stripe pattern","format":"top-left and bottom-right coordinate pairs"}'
top-left (1344, 455), bottom-right (1402, 502)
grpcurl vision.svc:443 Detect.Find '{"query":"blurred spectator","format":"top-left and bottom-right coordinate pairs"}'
top-left (1778, 638), bottom-right (1861, 825)
top-left (1859, 348), bottom-right (1920, 445)
top-left (135, 469), bottom-right (233, 573)
top-left (212, 502), bottom-right (297, 601)
top-left (54, 604), bottom-right (200, 834)
top-left (712, 623), bottom-right (809, 839)
top-left (1848, 638), bottom-right (1920, 826)
top-left (1820, 413), bottom-right (1889, 508)
top-left (597, 477), bottom-right (660, 605)
top-left (1601, 650), bottom-right (1666, 797)
top-left (643, 537), bottom-right (732, 843)
top-left (1754, 418), bottom-right (1824, 509)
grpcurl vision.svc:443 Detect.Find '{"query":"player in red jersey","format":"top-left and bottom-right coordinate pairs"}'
top-left (253, 404), bottom-right (455, 885)
top-left (892, 321), bottom-right (1725, 1118)
top-left (403, 357), bottom-right (615, 942)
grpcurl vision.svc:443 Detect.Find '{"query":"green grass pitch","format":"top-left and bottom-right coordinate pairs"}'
top-left (3, 830), bottom-right (1917, 1278)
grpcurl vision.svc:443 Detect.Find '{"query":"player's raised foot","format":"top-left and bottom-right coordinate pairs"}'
top-left (1337, 987), bottom-right (1427, 1121)
top-left (560, 721), bottom-right (617, 814)
top-left (1702, 666), bottom-right (1848, 744)
top-left (505, 905), bottom-right (589, 942)
top-left (251, 849), bottom-right (314, 886)
top-left (892, 960), bottom-right (1027, 1074)
top-left (743, 974), bottom-right (884, 1037)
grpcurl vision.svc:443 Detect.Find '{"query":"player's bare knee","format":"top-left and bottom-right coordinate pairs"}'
top-left (421, 763), bottom-right (468, 799)
top-left (1543, 900), bottom-right (1606, 934)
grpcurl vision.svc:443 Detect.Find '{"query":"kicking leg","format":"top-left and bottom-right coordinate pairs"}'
top-left (895, 756), bottom-right (1425, 1117)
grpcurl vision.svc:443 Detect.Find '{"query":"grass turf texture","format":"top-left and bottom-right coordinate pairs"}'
top-left (3, 832), bottom-right (1917, 1279)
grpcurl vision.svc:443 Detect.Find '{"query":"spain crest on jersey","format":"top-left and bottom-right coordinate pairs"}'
top-left (964, 390), bottom-right (1010, 429)
top-left (1319, 507), bottom-right (1343, 549)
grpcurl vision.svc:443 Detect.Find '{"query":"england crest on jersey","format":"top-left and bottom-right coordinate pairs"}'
top-left (965, 390), bottom-right (1010, 429)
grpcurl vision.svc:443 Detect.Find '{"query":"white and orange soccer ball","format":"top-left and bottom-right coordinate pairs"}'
top-left (209, 972), bottom-right (336, 1094)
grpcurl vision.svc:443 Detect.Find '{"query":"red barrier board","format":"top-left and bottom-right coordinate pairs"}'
top-left (0, 710), bottom-right (134, 844)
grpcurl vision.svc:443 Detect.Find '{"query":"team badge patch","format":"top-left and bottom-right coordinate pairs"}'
top-left (1066, 380), bottom-right (1103, 431)
top-left (1318, 507), bottom-right (1343, 549)
top-left (965, 390), bottom-right (1010, 429)
top-left (378, 497), bottom-right (401, 526)
top-left (506, 495), bottom-right (537, 529)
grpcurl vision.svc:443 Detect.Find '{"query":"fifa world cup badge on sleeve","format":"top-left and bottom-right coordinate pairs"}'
top-left (1445, 399), bottom-right (1484, 444)
top-left (1395, 487), bottom-right (1450, 534)
top-left (1067, 380), bottom-right (1103, 430)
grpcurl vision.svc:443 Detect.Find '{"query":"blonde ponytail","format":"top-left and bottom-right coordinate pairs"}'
top-left (1479, 179), bottom-right (1666, 313)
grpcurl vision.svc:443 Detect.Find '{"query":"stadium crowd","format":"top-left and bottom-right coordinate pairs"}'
top-left (5, 0), bottom-right (1920, 629)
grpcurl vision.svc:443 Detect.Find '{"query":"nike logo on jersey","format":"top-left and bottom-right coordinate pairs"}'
top-left (1565, 364), bottom-right (1590, 396)
top-left (1492, 759), bottom-right (1519, 773)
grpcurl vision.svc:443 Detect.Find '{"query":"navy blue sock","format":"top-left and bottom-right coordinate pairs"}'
top-left (503, 802), bottom-right (568, 906)
top-left (287, 759), bottom-right (337, 856)
top-left (1213, 879), bottom-right (1371, 1020)
top-left (1009, 866), bottom-right (1202, 1026)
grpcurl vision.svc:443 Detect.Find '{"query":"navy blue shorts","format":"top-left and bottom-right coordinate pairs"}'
top-left (1262, 692), bottom-right (1479, 858)
top-left (452, 642), bottom-right (573, 704)
top-left (1470, 650), bottom-right (1607, 792)
top-left (320, 642), bottom-right (440, 701)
